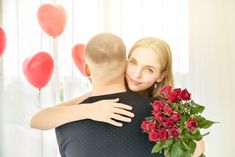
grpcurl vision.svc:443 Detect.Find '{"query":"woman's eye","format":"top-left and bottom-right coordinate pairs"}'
top-left (128, 60), bottom-right (135, 64)
top-left (145, 68), bottom-right (154, 73)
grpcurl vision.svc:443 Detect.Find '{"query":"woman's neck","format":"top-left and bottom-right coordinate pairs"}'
top-left (137, 85), bottom-right (154, 97)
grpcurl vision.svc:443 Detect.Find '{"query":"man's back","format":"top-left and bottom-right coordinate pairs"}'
top-left (56, 92), bottom-right (164, 157)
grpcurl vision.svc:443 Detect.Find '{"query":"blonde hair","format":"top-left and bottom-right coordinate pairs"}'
top-left (85, 33), bottom-right (126, 81)
top-left (128, 37), bottom-right (174, 97)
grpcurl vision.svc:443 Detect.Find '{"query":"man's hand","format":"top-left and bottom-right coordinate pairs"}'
top-left (86, 98), bottom-right (134, 127)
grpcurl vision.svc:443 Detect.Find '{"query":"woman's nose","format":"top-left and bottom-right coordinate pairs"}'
top-left (132, 68), bottom-right (142, 78)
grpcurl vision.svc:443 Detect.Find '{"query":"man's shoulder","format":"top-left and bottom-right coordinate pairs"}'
top-left (81, 91), bottom-right (154, 106)
top-left (115, 92), bottom-right (154, 112)
top-left (120, 91), bottom-right (154, 102)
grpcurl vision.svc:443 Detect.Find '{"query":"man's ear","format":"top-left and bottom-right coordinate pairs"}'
top-left (83, 62), bottom-right (90, 77)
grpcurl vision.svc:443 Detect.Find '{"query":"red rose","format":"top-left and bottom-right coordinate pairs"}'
top-left (153, 110), bottom-right (162, 121)
top-left (160, 85), bottom-right (172, 97)
top-left (141, 121), bottom-right (156, 132)
top-left (165, 118), bottom-right (174, 128)
top-left (152, 100), bottom-right (164, 111)
top-left (159, 129), bottom-right (169, 141)
top-left (141, 85), bottom-right (216, 156)
top-left (141, 120), bottom-right (149, 132)
top-left (170, 127), bottom-right (181, 138)
top-left (159, 117), bottom-right (173, 128)
top-left (178, 89), bottom-right (191, 101)
top-left (159, 117), bottom-right (167, 127)
top-left (148, 122), bottom-right (156, 131)
top-left (148, 131), bottom-right (161, 142)
top-left (186, 117), bottom-right (198, 133)
top-left (167, 91), bottom-right (178, 102)
top-left (163, 104), bottom-right (173, 115)
top-left (170, 112), bottom-right (181, 122)
top-left (173, 88), bottom-right (181, 95)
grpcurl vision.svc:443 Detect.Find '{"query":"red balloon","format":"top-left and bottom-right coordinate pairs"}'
top-left (37, 4), bottom-right (66, 37)
top-left (23, 52), bottom-right (54, 89)
top-left (0, 27), bottom-right (6, 58)
top-left (72, 44), bottom-right (86, 75)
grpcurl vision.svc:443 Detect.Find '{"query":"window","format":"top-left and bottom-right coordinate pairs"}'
top-left (0, 0), bottom-right (188, 156)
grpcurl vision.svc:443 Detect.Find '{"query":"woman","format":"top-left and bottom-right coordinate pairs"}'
top-left (30, 37), bottom-right (204, 156)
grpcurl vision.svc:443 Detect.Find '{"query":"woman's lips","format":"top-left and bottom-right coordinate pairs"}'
top-left (130, 78), bottom-right (141, 85)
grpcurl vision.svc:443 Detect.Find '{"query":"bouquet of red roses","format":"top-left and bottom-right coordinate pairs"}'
top-left (141, 86), bottom-right (216, 157)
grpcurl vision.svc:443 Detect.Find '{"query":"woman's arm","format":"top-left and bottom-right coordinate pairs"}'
top-left (30, 94), bottom-right (134, 130)
top-left (30, 93), bottom-right (90, 130)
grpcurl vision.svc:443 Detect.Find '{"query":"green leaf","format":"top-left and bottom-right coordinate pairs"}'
top-left (170, 143), bottom-right (185, 157)
top-left (189, 101), bottom-right (205, 114)
top-left (201, 132), bottom-right (210, 137)
top-left (193, 131), bottom-right (203, 141)
top-left (184, 150), bottom-right (192, 157)
top-left (180, 116), bottom-right (186, 130)
top-left (162, 138), bottom-right (174, 149)
top-left (191, 101), bottom-right (205, 113)
top-left (196, 117), bottom-right (217, 129)
top-left (183, 130), bottom-right (202, 141)
top-left (152, 142), bottom-right (163, 153)
top-left (197, 105), bottom-right (205, 113)
top-left (191, 106), bottom-right (205, 114)
top-left (187, 140), bottom-right (196, 154)
top-left (199, 153), bottom-right (206, 157)
top-left (145, 116), bottom-right (153, 121)
top-left (164, 146), bottom-right (171, 157)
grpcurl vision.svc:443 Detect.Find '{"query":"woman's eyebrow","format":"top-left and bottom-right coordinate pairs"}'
top-left (145, 65), bottom-right (156, 70)
top-left (131, 57), bottom-right (157, 70)
top-left (128, 57), bottom-right (136, 61)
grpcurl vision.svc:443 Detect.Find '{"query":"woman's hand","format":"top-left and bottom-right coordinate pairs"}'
top-left (85, 98), bottom-right (135, 127)
top-left (192, 139), bottom-right (205, 157)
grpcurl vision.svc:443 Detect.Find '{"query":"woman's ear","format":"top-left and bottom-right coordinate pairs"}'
top-left (156, 71), bottom-right (165, 83)
top-left (83, 62), bottom-right (90, 77)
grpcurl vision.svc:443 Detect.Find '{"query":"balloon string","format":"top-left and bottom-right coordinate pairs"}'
top-left (37, 88), bottom-right (44, 157)
top-left (52, 37), bottom-right (60, 104)
top-left (41, 130), bottom-right (44, 157)
top-left (38, 88), bottom-right (41, 107)
top-left (0, 58), bottom-right (3, 78)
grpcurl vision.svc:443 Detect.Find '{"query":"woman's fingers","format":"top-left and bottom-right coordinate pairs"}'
top-left (110, 113), bottom-right (132, 123)
top-left (113, 102), bottom-right (133, 110)
top-left (100, 98), bottom-right (133, 110)
top-left (106, 119), bottom-right (123, 127)
top-left (113, 108), bottom-right (134, 118)
top-left (90, 98), bottom-right (135, 127)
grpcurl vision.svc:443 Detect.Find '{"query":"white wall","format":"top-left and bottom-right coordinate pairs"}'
top-left (188, 0), bottom-right (235, 156)
top-left (1, 0), bottom-right (234, 156)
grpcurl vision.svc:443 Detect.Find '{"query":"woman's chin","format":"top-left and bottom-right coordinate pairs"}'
top-left (128, 85), bottom-right (142, 92)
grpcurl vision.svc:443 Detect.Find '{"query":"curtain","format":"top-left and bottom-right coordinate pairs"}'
top-left (188, 0), bottom-right (235, 157)
top-left (0, 0), bottom-right (189, 157)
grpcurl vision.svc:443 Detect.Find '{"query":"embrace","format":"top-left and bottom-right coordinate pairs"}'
top-left (30, 33), bottom-right (204, 157)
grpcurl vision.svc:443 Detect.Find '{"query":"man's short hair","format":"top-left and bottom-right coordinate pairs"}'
top-left (85, 33), bottom-right (126, 65)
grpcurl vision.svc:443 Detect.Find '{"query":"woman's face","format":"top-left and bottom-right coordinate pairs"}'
top-left (126, 47), bottom-right (164, 92)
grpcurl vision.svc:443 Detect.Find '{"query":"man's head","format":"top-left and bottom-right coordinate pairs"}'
top-left (84, 33), bottom-right (126, 85)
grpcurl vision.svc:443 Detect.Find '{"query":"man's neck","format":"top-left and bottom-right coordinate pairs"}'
top-left (91, 83), bottom-right (127, 96)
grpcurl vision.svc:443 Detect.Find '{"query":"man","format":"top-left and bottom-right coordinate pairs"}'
top-left (55, 33), bottom-right (164, 157)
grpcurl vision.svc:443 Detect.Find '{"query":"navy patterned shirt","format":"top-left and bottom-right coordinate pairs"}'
top-left (56, 92), bottom-right (164, 157)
